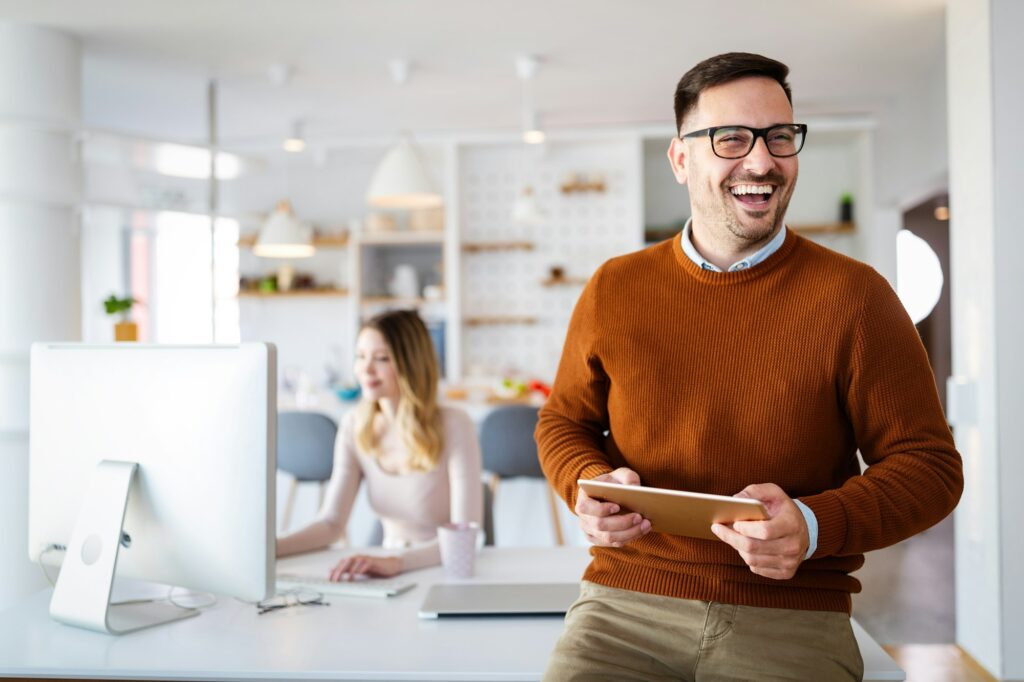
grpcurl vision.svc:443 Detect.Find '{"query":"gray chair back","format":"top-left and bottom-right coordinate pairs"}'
top-left (277, 411), bottom-right (337, 482)
top-left (478, 405), bottom-right (542, 479)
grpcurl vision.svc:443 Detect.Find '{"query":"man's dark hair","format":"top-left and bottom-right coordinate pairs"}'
top-left (673, 52), bottom-right (792, 135)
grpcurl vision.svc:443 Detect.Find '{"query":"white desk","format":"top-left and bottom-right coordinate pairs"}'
top-left (0, 547), bottom-right (904, 681)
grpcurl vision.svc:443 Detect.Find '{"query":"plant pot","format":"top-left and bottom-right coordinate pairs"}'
top-left (114, 321), bottom-right (138, 342)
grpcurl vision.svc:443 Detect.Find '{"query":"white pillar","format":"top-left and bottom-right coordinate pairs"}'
top-left (947, 1), bottom-right (1024, 679)
top-left (0, 23), bottom-right (82, 610)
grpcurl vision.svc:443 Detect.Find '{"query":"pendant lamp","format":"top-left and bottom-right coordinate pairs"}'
top-left (365, 60), bottom-right (443, 209)
top-left (253, 200), bottom-right (314, 258)
top-left (366, 137), bottom-right (443, 209)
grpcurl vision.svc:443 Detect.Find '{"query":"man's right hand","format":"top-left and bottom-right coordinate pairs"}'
top-left (575, 468), bottom-right (652, 547)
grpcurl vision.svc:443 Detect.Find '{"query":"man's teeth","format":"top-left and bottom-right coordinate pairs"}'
top-left (730, 185), bottom-right (774, 196)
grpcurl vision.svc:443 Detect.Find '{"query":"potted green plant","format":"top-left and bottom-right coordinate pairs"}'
top-left (104, 294), bottom-right (140, 342)
top-left (839, 192), bottom-right (854, 224)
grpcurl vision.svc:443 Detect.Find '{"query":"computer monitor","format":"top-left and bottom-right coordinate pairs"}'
top-left (28, 343), bottom-right (276, 634)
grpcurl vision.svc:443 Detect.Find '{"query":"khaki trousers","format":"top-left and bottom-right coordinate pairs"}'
top-left (544, 581), bottom-right (863, 682)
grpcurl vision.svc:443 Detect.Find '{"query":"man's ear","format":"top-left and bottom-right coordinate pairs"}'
top-left (667, 137), bottom-right (688, 185)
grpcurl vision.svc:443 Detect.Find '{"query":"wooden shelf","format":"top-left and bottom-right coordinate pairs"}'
top-left (462, 241), bottom-right (535, 253)
top-left (790, 222), bottom-right (856, 234)
top-left (358, 231), bottom-right (444, 245)
top-left (238, 233), bottom-right (349, 248)
top-left (541, 277), bottom-right (588, 287)
top-left (361, 296), bottom-right (439, 306)
top-left (464, 315), bottom-right (538, 327)
top-left (238, 288), bottom-right (349, 298)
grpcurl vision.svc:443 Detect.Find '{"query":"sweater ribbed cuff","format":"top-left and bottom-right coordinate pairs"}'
top-left (799, 491), bottom-right (848, 559)
top-left (570, 463), bottom-right (616, 507)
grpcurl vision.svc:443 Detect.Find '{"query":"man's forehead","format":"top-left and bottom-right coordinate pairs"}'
top-left (685, 76), bottom-right (793, 130)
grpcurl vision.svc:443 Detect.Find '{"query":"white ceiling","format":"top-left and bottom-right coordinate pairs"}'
top-left (1, 0), bottom-right (946, 147)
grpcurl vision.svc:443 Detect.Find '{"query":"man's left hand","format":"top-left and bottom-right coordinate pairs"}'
top-left (710, 483), bottom-right (809, 580)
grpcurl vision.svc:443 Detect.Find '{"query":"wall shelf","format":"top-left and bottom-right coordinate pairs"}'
top-left (541, 277), bottom-right (588, 287)
top-left (464, 315), bottom-right (539, 327)
top-left (462, 241), bottom-right (535, 253)
top-left (361, 296), bottom-right (437, 306)
top-left (790, 222), bottom-right (856, 234)
top-left (358, 231), bottom-right (444, 245)
top-left (238, 288), bottom-right (349, 298)
top-left (238, 233), bottom-right (350, 249)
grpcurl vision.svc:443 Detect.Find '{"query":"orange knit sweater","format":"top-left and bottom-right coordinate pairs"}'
top-left (536, 230), bottom-right (963, 613)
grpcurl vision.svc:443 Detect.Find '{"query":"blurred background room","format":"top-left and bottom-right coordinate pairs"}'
top-left (1, 1), bottom-right (1021, 679)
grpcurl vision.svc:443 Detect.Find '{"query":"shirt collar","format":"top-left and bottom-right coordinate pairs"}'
top-left (680, 218), bottom-right (788, 273)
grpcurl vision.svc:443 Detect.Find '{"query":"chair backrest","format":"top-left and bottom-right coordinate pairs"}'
top-left (277, 411), bottom-right (337, 482)
top-left (478, 405), bottom-right (542, 479)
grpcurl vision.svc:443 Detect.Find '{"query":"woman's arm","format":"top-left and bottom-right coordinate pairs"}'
top-left (276, 413), bottom-right (364, 557)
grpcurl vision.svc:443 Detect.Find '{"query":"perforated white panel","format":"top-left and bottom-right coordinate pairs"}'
top-left (459, 141), bottom-right (642, 381)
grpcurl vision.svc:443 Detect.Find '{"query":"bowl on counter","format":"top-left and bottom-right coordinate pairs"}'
top-left (334, 385), bottom-right (361, 402)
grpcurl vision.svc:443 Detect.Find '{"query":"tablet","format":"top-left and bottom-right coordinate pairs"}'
top-left (577, 479), bottom-right (769, 540)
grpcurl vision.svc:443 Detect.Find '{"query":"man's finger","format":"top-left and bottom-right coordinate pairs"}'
top-left (575, 492), bottom-right (621, 517)
top-left (732, 516), bottom-right (796, 540)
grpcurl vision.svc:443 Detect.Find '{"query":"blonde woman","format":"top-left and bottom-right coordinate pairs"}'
top-left (277, 310), bottom-right (483, 579)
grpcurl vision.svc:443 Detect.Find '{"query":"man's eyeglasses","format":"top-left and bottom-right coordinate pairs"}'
top-left (680, 124), bottom-right (807, 159)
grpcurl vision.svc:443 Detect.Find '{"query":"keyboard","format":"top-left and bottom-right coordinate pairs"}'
top-left (276, 572), bottom-right (416, 599)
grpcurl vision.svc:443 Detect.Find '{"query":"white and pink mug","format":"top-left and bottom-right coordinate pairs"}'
top-left (437, 522), bottom-right (483, 579)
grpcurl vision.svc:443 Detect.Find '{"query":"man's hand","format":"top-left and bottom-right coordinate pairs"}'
top-left (575, 468), bottom-right (652, 547)
top-left (710, 483), bottom-right (809, 580)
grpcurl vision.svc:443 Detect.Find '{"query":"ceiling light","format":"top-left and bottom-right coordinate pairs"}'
top-left (522, 109), bottom-right (545, 145)
top-left (253, 200), bottom-right (314, 258)
top-left (282, 120), bottom-right (306, 153)
top-left (516, 56), bottom-right (545, 145)
top-left (934, 205), bottom-right (949, 221)
top-left (366, 137), bottom-right (443, 208)
top-left (366, 60), bottom-right (443, 209)
top-left (513, 186), bottom-right (546, 224)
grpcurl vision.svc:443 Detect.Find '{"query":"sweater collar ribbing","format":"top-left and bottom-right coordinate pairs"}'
top-left (672, 225), bottom-right (801, 285)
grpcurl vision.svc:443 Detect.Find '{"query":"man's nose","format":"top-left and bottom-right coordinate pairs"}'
top-left (743, 136), bottom-right (776, 175)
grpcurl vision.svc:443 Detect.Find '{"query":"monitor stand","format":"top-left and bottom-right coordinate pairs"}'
top-left (48, 460), bottom-right (199, 635)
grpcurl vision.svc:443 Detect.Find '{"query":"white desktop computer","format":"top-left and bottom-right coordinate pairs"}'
top-left (28, 343), bottom-right (276, 635)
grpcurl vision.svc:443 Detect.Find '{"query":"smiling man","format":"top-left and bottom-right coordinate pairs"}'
top-left (537, 53), bottom-right (963, 681)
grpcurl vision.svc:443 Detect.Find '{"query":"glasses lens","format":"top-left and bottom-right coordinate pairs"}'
top-left (711, 127), bottom-right (755, 159)
top-left (766, 125), bottom-right (804, 157)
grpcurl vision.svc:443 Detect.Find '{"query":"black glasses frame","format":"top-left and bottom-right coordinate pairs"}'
top-left (680, 124), bottom-right (808, 159)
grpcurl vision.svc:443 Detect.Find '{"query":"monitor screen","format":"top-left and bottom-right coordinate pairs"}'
top-left (29, 343), bottom-right (276, 605)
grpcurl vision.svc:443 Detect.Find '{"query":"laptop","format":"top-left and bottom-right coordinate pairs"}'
top-left (417, 582), bottom-right (581, 619)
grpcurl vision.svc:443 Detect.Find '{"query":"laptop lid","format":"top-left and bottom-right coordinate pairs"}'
top-left (417, 582), bottom-right (580, 619)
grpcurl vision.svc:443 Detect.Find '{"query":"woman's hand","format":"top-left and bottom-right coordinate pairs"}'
top-left (328, 554), bottom-right (402, 581)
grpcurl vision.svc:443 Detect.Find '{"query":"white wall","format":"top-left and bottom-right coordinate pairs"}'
top-left (0, 23), bottom-right (81, 611)
top-left (947, 0), bottom-right (1024, 678)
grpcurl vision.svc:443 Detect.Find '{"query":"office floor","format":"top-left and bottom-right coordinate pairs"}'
top-left (851, 516), bottom-right (998, 681)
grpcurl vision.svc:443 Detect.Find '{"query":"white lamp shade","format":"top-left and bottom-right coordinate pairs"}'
top-left (253, 201), bottom-right (315, 258)
top-left (366, 139), bottom-right (443, 209)
top-left (512, 186), bottom-right (546, 225)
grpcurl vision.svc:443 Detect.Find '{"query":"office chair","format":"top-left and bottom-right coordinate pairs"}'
top-left (478, 404), bottom-right (565, 545)
top-left (277, 411), bottom-right (337, 532)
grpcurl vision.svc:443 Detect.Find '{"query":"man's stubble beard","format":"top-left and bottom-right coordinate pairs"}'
top-left (692, 173), bottom-right (796, 247)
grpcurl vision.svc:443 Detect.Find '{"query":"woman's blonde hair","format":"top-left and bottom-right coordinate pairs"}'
top-left (353, 310), bottom-right (443, 472)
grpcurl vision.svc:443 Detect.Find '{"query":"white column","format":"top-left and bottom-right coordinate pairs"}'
top-left (0, 23), bottom-right (82, 610)
top-left (947, 1), bottom-right (1024, 679)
